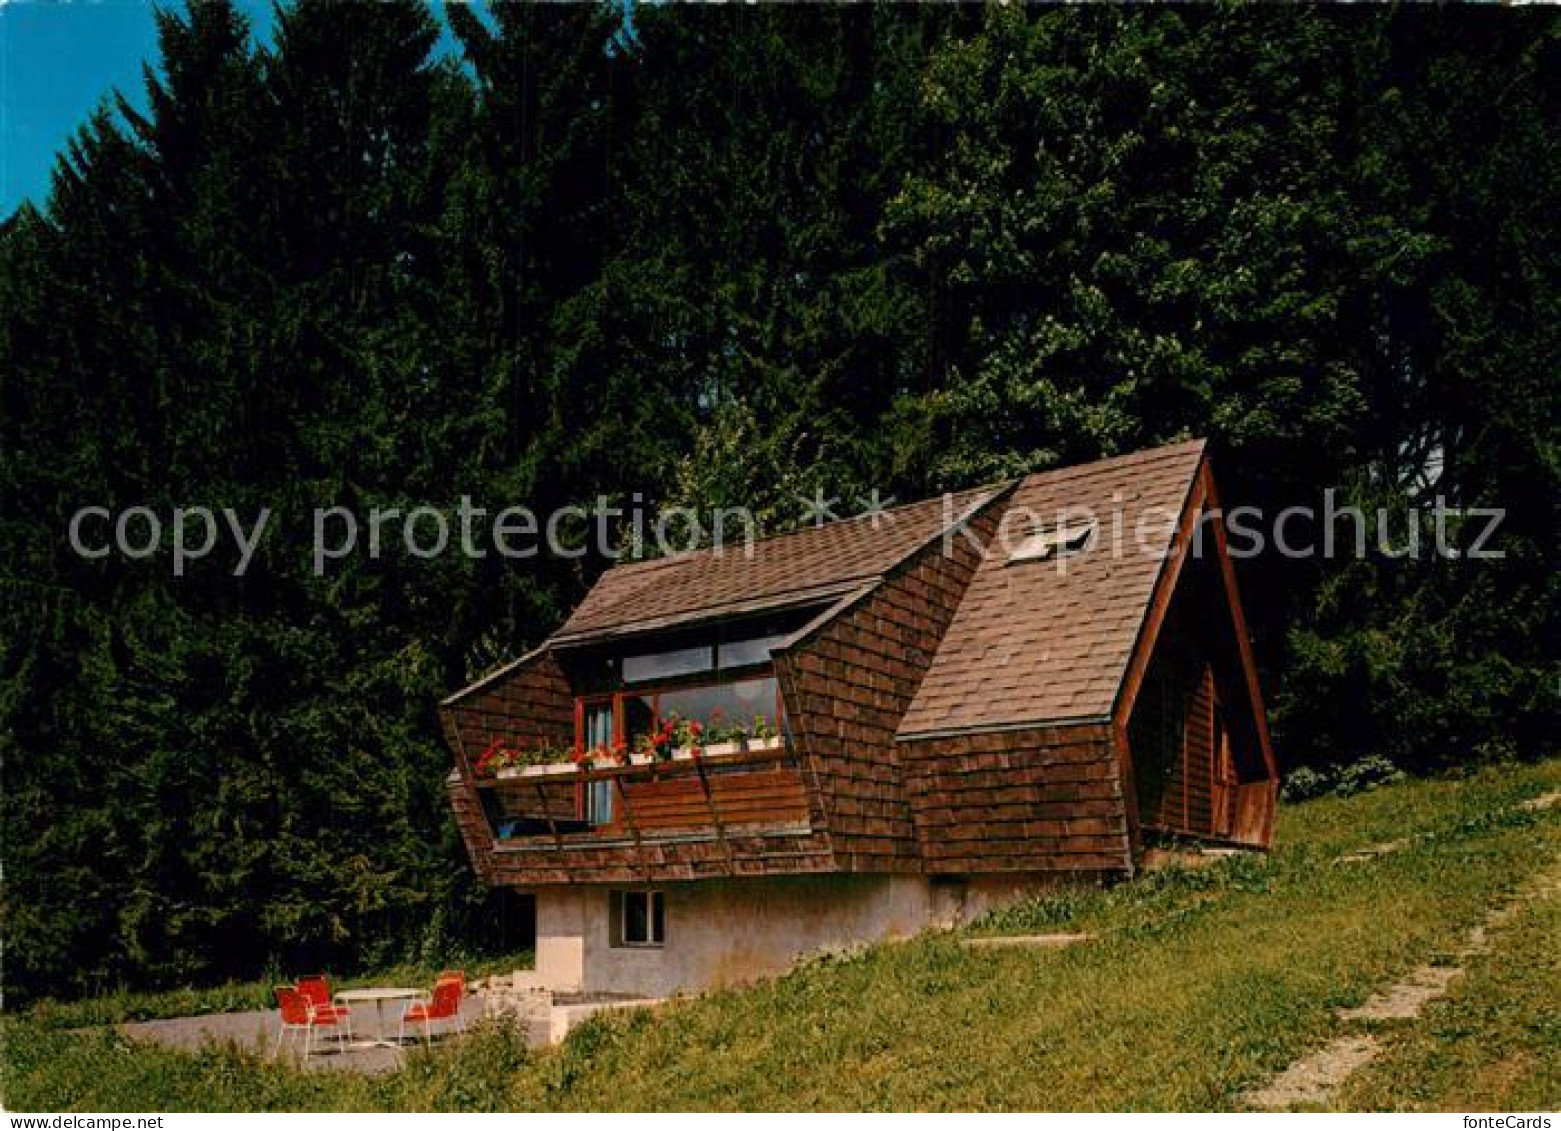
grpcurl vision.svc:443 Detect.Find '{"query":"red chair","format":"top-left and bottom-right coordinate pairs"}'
top-left (399, 974), bottom-right (466, 1045)
top-left (273, 984), bottom-right (349, 1060)
top-left (297, 974), bottom-right (353, 1042)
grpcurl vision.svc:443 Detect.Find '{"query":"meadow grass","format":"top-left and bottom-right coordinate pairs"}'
top-left (4, 759), bottom-right (1557, 1111)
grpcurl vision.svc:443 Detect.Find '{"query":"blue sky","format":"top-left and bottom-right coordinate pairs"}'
top-left (0, 0), bottom-right (480, 216)
top-left (1, 0), bottom-right (273, 214)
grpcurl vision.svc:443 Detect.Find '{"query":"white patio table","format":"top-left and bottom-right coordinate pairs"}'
top-left (334, 986), bottom-right (423, 1048)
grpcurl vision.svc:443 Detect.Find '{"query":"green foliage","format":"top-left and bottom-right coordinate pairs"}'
top-left (2, 0), bottom-right (1557, 1005)
top-left (1281, 753), bottom-right (1408, 803)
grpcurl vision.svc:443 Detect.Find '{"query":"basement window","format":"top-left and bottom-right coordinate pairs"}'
top-left (1007, 519), bottom-right (1097, 564)
top-left (611, 890), bottom-right (666, 948)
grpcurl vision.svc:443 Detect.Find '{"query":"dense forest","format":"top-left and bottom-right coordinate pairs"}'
top-left (2, 1), bottom-right (1557, 1003)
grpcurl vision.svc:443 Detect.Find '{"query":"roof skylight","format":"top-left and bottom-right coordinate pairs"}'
top-left (1006, 519), bottom-right (1097, 564)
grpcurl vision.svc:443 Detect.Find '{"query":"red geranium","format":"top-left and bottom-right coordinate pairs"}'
top-left (475, 737), bottom-right (505, 776)
top-left (647, 721), bottom-right (673, 756)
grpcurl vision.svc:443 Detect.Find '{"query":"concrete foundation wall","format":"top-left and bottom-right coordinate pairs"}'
top-left (532, 872), bottom-right (1081, 999)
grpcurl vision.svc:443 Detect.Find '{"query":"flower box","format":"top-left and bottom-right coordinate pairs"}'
top-left (531, 761), bottom-right (577, 777)
top-left (671, 745), bottom-right (700, 762)
top-left (627, 751), bottom-right (656, 767)
top-left (747, 735), bottom-right (785, 753)
top-left (496, 761), bottom-right (575, 780)
top-left (703, 741), bottom-right (743, 758)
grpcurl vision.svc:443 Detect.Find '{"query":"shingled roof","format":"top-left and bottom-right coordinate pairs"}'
top-left (895, 438), bottom-right (1207, 737)
top-left (551, 484), bottom-right (1004, 643)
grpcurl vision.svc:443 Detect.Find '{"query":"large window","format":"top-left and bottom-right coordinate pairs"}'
top-left (621, 691), bottom-right (656, 746)
top-left (716, 634), bottom-right (787, 670)
top-left (657, 676), bottom-right (779, 734)
top-left (575, 625), bottom-right (789, 758)
top-left (583, 676), bottom-right (782, 753)
top-left (563, 627), bottom-right (795, 821)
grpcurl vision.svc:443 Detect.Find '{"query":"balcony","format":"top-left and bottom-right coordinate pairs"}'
top-left (472, 741), bottom-right (811, 851)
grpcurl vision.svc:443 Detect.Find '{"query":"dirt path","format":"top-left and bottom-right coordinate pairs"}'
top-left (1242, 1035), bottom-right (1385, 1109)
top-left (1241, 848), bottom-right (1561, 1110)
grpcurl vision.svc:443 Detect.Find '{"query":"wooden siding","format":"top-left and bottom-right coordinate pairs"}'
top-left (898, 723), bottom-right (1133, 874)
top-left (1129, 607), bottom-right (1207, 837)
top-left (445, 770), bottom-right (491, 882)
top-left (1183, 667), bottom-right (1215, 833)
top-left (439, 649), bottom-right (575, 883)
top-left (1231, 781), bottom-right (1277, 846)
top-left (486, 776), bottom-right (579, 822)
top-left (774, 502), bottom-right (1002, 873)
top-left (1126, 542), bottom-right (1273, 845)
top-left (460, 763), bottom-right (824, 885)
top-left (440, 649), bottom-right (575, 764)
top-left (475, 766), bottom-right (811, 837)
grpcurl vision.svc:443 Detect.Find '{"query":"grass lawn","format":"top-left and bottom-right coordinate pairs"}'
top-left (3, 759), bottom-right (1557, 1111)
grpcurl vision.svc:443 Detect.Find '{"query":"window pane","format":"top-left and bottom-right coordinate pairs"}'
top-left (718, 634), bottom-right (788, 670)
top-left (624, 892), bottom-right (648, 944)
top-left (583, 704), bottom-right (615, 824)
top-left (623, 645), bottom-right (714, 684)
top-left (651, 891), bottom-right (665, 943)
top-left (585, 703), bottom-right (613, 748)
top-left (587, 780), bottom-right (613, 825)
top-left (657, 677), bottom-right (778, 735)
top-left (622, 693), bottom-right (656, 746)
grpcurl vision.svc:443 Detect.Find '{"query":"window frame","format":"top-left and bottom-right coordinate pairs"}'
top-left (621, 643), bottom-right (716, 685)
top-left (611, 889), bottom-right (666, 948)
top-left (571, 669), bottom-right (786, 822)
top-left (616, 634), bottom-right (791, 689)
top-left (572, 673), bottom-right (785, 755)
top-left (574, 696), bottom-right (620, 825)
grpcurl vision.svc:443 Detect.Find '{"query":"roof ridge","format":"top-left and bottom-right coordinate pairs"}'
top-left (551, 484), bottom-right (1013, 645)
top-left (595, 481), bottom-right (1006, 577)
top-left (585, 446), bottom-right (1200, 580)
top-left (1014, 437), bottom-right (1206, 488)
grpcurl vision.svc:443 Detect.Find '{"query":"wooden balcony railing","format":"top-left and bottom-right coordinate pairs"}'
top-left (473, 743), bottom-right (810, 856)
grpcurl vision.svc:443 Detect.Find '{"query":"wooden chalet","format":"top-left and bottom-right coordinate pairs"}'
top-left (441, 439), bottom-right (1278, 997)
